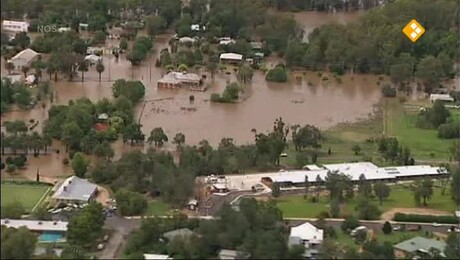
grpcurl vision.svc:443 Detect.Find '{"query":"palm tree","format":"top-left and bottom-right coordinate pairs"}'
top-left (96, 60), bottom-right (105, 82)
top-left (237, 65), bottom-right (254, 83)
top-left (46, 63), bottom-right (57, 82)
top-left (5, 62), bottom-right (14, 74)
top-left (78, 59), bottom-right (89, 82)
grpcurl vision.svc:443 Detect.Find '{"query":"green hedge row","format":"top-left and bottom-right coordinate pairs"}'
top-left (1, 180), bottom-right (53, 187)
top-left (393, 213), bottom-right (459, 224)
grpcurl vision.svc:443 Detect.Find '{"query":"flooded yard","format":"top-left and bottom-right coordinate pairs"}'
top-left (1, 11), bottom-right (383, 178)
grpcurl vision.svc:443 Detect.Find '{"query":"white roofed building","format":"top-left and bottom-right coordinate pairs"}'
top-left (429, 94), bottom-right (454, 103)
top-left (143, 254), bottom-right (172, 260)
top-left (2, 20), bottom-right (29, 33)
top-left (1, 219), bottom-right (68, 232)
top-left (220, 53), bottom-right (243, 63)
top-left (7, 48), bottom-right (39, 71)
top-left (52, 176), bottom-right (98, 204)
top-left (289, 222), bottom-right (323, 258)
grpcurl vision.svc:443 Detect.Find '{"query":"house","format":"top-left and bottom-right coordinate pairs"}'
top-left (58, 27), bottom-right (71, 33)
top-left (85, 54), bottom-right (102, 65)
top-left (220, 53), bottom-right (243, 64)
top-left (250, 41), bottom-right (263, 50)
top-left (393, 237), bottom-right (446, 258)
top-left (7, 48), bottom-right (39, 71)
top-left (143, 254), bottom-right (172, 260)
top-left (289, 222), bottom-right (323, 258)
top-left (429, 94), bottom-right (454, 103)
top-left (52, 176), bottom-right (98, 204)
top-left (2, 20), bottom-right (29, 33)
top-left (213, 183), bottom-right (229, 193)
top-left (163, 228), bottom-right (197, 241)
top-left (157, 72), bottom-right (203, 91)
top-left (191, 24), bottom-right (206, 32)
top-left (187, 199), bottom-right (198, 210)
top-left (179, 37), bottom-right (197, 44)
top-left (218, 249), bottom-right (249, 260)
top-left (1, 219), bottom-right (68, 243)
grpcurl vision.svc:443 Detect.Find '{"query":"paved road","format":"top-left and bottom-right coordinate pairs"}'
top-left (100, 216), bottom-right (142, 259)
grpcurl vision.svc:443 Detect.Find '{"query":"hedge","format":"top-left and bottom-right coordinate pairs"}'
top-left (393, 213), bottom-right (459, 224)
top-left (1, 180), bottom-right (54, 187)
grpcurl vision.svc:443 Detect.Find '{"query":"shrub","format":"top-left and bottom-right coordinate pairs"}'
top-left (437, 123), bottom-right (460, 139)
top-left (393, 213), bottom-right (459, 224)
top-left (6, 164), bottom-right (17, 173)
top-left (266, 66), bottom-right (288, 82)
top-left (13, 155), bottom-right (27, 168)
top-left (342, 215), bottom-right (360, 232)
top-left (381, 84), bottom-right (397, 97)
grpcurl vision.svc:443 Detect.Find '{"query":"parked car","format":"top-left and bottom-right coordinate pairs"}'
top-left (432, 222), bottom-right (442, 227)
top-left (447, 226), bottom-right (460, 233)
top-left (392, 225), bottom-right (402, 231)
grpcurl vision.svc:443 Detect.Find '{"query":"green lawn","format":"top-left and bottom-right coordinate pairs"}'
top-left (279, 98), bottom-right (457, 168)
top-left (1, 183), bottom-right (51, 212)
top-left (385, 99), bottom-right (457, 161)
top-left (146, 200), bottom-right (171, 216)
top-left (277, 184), bottom-right (457, 218)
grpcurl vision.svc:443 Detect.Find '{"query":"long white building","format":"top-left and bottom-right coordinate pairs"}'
top-left (2, 20), bottom-right (29, 33)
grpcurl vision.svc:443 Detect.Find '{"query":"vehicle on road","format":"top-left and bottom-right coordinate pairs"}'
top-left (392, 225), bottom-right (402, 231)
top-left (432, 222), bottom-right (441, 227)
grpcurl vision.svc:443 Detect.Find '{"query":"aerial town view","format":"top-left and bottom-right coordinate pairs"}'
top-left (0, 0), bottom-right (459, 259)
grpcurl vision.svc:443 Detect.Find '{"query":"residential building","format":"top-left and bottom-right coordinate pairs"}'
top-left (7, 48), bottom-right (39, 71)
top-left (2, 20), bottom-right (29, 33)
top-left (1, 219), bottom-right (68, 232)
top-left (393, 237), bottom-right (446, 258)
top-left (143, 254), bottom-right (172, 260)
top-left (289, 222), bottom-right (323, 258)
top-left (163, 228), bottom-right (197, 241)
top-left (429, 94), bottom-right (454, 103)
top-left (157, 72), bottom-right (204, 91)
top-left (220, 53), bottom-right (243, 63)
top-left (52, 176), bottom-right (98, 204)
top-left (218, 249), bottom-right (249, 260)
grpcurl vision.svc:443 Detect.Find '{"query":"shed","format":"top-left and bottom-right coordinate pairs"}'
top-left (429, 94), bottom-right (454, 102)
top-left (220, 53), bottom-right (243, 63)
top-left (7, 48), bottom-right (39, 71)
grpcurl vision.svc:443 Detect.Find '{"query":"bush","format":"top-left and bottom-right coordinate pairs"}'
top-left (6, 164), bottom-right (17, 173)
top-left (382, 221), bottom-right (392, 234)
top-left (266, 66), bottom-right (288, 82)
top-left (210, 83), bottom-right (241, 103)
top-left (381, 84), bottom-right (397, 97)
top-left (437, 123), bottom-right (460, 139)
top-left (12, 155), bottom-right (27, 168)
top-left (393, 213), bottom-right (459, 224)
top-left (342, 215), bottom-right (360, 232)
top-left (115, 189), bottom-right (148, 216)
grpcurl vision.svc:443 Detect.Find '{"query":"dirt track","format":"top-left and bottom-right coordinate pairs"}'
top-left (381, 207), bottom-right (452, 221)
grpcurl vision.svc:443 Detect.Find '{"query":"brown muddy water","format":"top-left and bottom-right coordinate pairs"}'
top-left (1, 11), bottom-right (383, 179)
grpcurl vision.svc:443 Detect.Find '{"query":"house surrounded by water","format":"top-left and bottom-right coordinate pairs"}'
top-left (157, 71), bottom-right (204, 91)
top-left (7, 48), bottom-right (40, 71)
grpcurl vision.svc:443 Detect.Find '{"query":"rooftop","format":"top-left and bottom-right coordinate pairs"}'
top-left (52, 175), bottom-right (98, 202)
top-left (220, 53), bottom-right (243, 61)
top-left (163, 228), bottom-right (196, 240)
top-left (394, 237), bottom-right (446, 254)
top-left (289, 222), bottom-right (323, 243)
top-left (8, 48), bottom-right (39, 63)
top-left (158, 72), bottom-right (201, 85)
top-left (143, 254), bottom-right (172, 260)
top-left (1, 219), bottom-right (68, 232)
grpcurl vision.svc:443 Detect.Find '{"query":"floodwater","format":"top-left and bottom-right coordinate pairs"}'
top-left (1, 11), bottom-right (382, 179)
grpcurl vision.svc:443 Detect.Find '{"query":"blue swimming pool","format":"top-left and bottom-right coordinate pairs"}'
top-left (38, 232), bottom-right (65, 242)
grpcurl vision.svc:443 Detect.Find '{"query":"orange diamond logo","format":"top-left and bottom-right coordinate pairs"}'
top-left (403, 19), bottom-right (425, 42)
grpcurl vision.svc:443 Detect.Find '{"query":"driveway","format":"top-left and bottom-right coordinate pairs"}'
top-left (99, 216), bottom-right (142, 259)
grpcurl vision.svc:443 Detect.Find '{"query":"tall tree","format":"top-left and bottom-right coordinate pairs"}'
top-left (78, 59), bottom-right (89, 82)
top-left (413, 179), bottom-right (434, 206)
top-left (148, 127), bottom-right (168, 147)
top-left (373, 182), bottom-right (390, 205)
top-left (67, 202), bottom-right (105, 247)
top-left (71, 152), bottom-right (89, 178)
top-left (1, 226), bottom-right (37, 259)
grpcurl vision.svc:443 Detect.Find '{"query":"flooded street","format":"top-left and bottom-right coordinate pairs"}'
top-left (1, 11), bottom-right (382, 179)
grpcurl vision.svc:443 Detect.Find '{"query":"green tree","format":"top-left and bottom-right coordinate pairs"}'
top-left (272, 182), bottom-right (281, 198)
top-left (356, 196), bottom-right (381, 220)
top-left (330, 199), bottom-right (340, 218)
top-left (112, 79), bottom-right (145, 103)
top-left (96, 61), bottom-right (105, 82)
top-left (146, 15), bottom-right (167, 37)
top-left (415, 55), bottom-right (445, 93)
top-left (173, 132), bottom-right (186, 148)
top-left (352, 144), bottom-right (361, 155)
top-left (266, 65), bottom-right (288, 82)
top-left (77, 59), bottom-right (89, 82)
top-left (1, 202), bottom-right (25, 218)
top-left (291, 124), bottom-right (322, 151)
top-left (358, 174), bottom-right (372, 197)
top-left (32, 206), bottom-right (52, 220)
top-left (237, 65), bottom-right (254, 83)
top-left (1, 226), bottom-right (37, 259)
top-left (115, 189), bottom-right (148, 216)
top-left (93, 141), bottom-right (114, 159)
top-left (373, 182), bottom-right (390, 205)
top-left (413, 178), bottom-right (434, 206)
top-left (382, 221), bottom-right (392, 234)
top-left (451, 167), bottom-right (460, 205)
top-left (71, 152), bottom-right (89, 178)
top-left (67, 202), bottom-right (105, 247)
top-left (341, 215), bottom-right (359, 232)
top-left (148, 127), bottom-right (168, 147)
top-left (60, 245), bottom-right (89, 259)
top-left (444, 233), bottom-right (460, 259)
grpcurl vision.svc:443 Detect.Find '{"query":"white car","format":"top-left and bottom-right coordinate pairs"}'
top-left (432, 222), bottom-right (442, 227)
top-left (447, 227), bottom-right (460, 233)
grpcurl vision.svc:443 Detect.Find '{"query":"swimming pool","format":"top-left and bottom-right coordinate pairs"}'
top-left (38, 232), bottom-right (65, 242)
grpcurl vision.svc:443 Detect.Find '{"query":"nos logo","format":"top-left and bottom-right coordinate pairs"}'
top-left (37, 25), bottom-right (59, 33)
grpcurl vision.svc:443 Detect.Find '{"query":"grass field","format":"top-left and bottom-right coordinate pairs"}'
top-left (279, 98), bottom-right (457, 168)
top-left (333, 230), bottom-right (428, 250)
top-left (1, 183), bottom-right (51, 212)
top-left (385, 99), bottom-right (457, 161)
top-left (146, 200), bottom-right (171, 216)
top-left (277, 184), bottom-right (457, 218)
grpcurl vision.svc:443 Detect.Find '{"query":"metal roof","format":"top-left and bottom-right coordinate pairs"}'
top-left (220, 53), bottom-right (243, 61)
top-left (394, 237), bottom-right (446, 254)
top-left (8, 48), bottom-right (39, 63)
top-left (1, 219), bottom-right (68, 232)
top-left (52, 176), bottom-right (98, 202)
